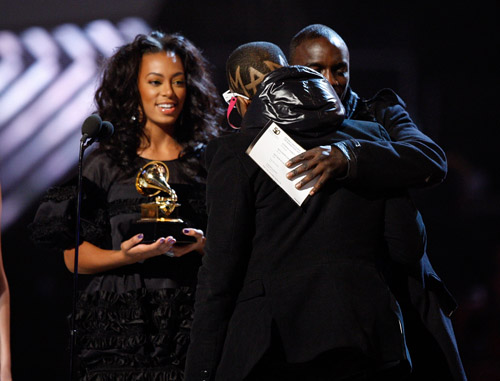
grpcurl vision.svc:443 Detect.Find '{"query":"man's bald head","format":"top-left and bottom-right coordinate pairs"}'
top-left (226, 41), bottom-right (288, 99)
top-left (289, 24), bottom-right (348, 62)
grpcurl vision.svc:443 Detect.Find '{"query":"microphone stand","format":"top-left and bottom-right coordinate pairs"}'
top-left (69, 134), bottom-right (96, 380)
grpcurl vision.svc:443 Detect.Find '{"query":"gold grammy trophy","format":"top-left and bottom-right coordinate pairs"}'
top-left (129, 160), bottom-right (195, 244)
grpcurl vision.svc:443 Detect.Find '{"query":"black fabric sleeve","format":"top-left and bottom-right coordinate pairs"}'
top-left (185, 138), bottom-right (255, 380)
top-left (29, 183), bottom-right (79, 251)
top-left (345, 90), bottom-right (447, 190)
top-left (29, 151), bottom-right (111, 252)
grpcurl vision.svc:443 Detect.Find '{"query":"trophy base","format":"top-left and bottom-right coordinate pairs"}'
top-left (128, 219), bottom-right (196, 245)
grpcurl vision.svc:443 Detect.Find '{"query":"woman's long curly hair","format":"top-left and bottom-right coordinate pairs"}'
top-left (94, 31), bottom-right (223, 173)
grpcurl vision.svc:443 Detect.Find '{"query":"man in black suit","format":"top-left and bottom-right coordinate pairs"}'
top-left (287, 24), bottom-right (467, 381)
top-left (185, 42), bottom-right (434, 380)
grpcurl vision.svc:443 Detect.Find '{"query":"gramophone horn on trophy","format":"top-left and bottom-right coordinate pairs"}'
top-left (129, 161), bottom-right (195, 244)
top-left (135, 160), bottom-right (181, 221)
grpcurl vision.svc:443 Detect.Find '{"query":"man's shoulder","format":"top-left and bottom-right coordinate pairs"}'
top-left (207, 131), bottom-right (254, 151)
top-left (365, 88), bottom-right (406, 108)
top-left (206, 132), bottom-right (255, 164)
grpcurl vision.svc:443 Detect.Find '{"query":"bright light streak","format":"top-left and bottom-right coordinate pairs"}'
top-left (0, 27), bottom-right (60, 126)
top-left (0, 31), bottom-right (24, 95)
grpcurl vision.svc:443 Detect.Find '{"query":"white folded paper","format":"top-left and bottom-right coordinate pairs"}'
top-left (246, 122), bottom-right (317, 206)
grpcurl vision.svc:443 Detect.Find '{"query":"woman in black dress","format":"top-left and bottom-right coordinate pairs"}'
top-left (31, 31), bottom-right (223, 380)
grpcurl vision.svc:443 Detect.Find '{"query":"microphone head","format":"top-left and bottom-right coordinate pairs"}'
top-left (81, 114), bottom-right (102, 138)
top-left (99, 121), bottom-right (114, 140)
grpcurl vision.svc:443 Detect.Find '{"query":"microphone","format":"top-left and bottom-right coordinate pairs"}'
top-left (99, 120), bottom-right (114, 140)
top-left (80, 114), bottom-right (114, 144)
top-left (81, 114), bottom-right (102, 140)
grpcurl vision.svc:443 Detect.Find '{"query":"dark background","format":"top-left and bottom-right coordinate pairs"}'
top-left (1, 1), bottom-right (498, 380)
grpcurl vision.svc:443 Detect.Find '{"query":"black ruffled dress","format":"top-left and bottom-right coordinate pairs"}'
top-left (31, 148), bottom-right (207, 380)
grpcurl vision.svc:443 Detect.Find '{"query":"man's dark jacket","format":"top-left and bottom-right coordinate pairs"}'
top-left (185, 67), bottom-right (465, 380)
top-left (344, 85), bottom-right (467, 380)
top-left (339, 85), bottom-right (448, 189)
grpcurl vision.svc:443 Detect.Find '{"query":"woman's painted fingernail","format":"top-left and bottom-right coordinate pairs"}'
top-left (159, 238), bottom-right (165, 244)
top-left (138, 234), bottom-right (144, 239)
top-left (183, 228), bottom-right (190, 234)
top-left (167, 237), bottom-right (176, 244)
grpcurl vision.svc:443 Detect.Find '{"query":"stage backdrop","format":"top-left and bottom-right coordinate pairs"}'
top-left (0, 1), bottom-right (498, 380)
